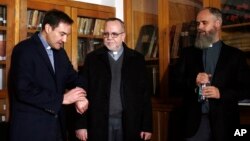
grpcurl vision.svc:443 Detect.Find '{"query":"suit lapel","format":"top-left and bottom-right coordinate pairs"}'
top-left (211, 45), bottom-right (226, 84)
top-left (32, 34), bottom-right (56, 77)
top-left (96, 47), bottom-right (111, 71)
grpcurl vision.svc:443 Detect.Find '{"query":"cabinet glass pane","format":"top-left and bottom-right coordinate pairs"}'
top-left (26, 9), bottom-right (46, 37)
top-left (221, 0), bottom-right (250, 25)
top-left (221, 0), bottom-right (250, 53)
top-left (169, 0), bottom-right (203, 61)
top-left (168, 0), bottom-right (203, 98)
top-left (0, 5), bottom-right (6, 90)
top-left (27, 9), bottom-right (45, 30)
top-left (77, 38), bottom-right (103, 66)
top-left (131, 0), bottom-right (158, 59)
top-left (0, 5), bottom-right (6, 27)
top-left (131, 0), bottom-right (159, 96)
top-left (77, 16), bottom-right (105, 67)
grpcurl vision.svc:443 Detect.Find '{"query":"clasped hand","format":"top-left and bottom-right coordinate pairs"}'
top-left (196, 72), bottom-right (220, 99)
top-left (63, 87), bottom-right (88, 114)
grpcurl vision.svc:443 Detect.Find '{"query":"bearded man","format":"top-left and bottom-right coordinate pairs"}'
top-left (172, 7), bottom-right (250, 141)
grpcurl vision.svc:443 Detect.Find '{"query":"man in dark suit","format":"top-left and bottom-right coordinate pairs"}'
top-left (8, 9), bottom-right (88, 141)
top-left (173, 7), bottom-right (250, 141)
top-left (74, 18), bottom-right (153, 141)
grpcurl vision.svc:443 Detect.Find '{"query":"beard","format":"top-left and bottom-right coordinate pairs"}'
top-left (195, 28), bottom-right (216, 49)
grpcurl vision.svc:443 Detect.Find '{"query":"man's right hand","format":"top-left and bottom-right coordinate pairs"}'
top-left (76, 129), bottom-right (88, 141)
top-left (75, 98), bottom-right (88, 114)
top-left (63, 87), bottom-right (86, 105)
top-left (196, 72), bottom-right (211, 85)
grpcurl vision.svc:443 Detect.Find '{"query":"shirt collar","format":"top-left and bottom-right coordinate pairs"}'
top-left (108, 45), bottom-right (124, 60)
top-left (38, 32), bottom-right (50, 50)
top-left (212, 40), bottom-right (222, 48)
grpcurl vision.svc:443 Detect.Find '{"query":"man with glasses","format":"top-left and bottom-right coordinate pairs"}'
top-left (74, 18), bottom-right (153, 141)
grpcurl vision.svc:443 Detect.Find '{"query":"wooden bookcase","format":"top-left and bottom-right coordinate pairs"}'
top-left (17, 0), bottom-right (72, 62)
top-left (0, 0), bottom-right (115, 122)
top-left (211, 0), bottom-right (250, 64)
top-left (0, 0), bottom-right (15, 122)
top-left (69, 1), bottom-right (115, 70)
top-left (17, 0), bottom-right (115, 70)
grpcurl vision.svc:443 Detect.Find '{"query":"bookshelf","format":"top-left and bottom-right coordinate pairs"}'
top-left (0, 0), bottom-right (116, 123)
top-left (208, 0), bottom-right (250, 63)
top-left (70, 2), bottom-right (115, 69)
top-left (219, 0), bottom-right (250, 60)
top-left (18, 0), bottom-right (114, 64)
top-left (125, 0), bottom-right (161, 101)
top-left (0, 0), bottom-right (14, 122)
top-left (17, 0), bottom-right (115, 70)
top-left (18, 0), bottom-right (71, 57)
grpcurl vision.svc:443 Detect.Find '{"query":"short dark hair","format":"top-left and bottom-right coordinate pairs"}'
top-left (202, 7), bottom-right (222, 22)
top-left (42, 9), bottom-right (74, 30)
top-left (105, 17), bottom-right (125, 31)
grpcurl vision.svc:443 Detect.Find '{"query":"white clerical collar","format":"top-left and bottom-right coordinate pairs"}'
top-left (46, 46), bottom-right (51, 50)
top-left (108, 46), bottom-right (124, 60)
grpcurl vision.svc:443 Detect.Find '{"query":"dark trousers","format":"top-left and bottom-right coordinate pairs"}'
top-left (56, 120), bottom-right (63, 141)
top-left (185, 115), bottom-right (212, 141)
top-left (109, 117), bottom-right (123, 141)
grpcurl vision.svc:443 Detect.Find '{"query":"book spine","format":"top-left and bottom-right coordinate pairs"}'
top-left (0, 32), bottom-right (6, 60)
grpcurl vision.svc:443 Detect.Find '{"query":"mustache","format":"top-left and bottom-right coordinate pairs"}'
top-left (197, 30), bottom-right (206, 36)
top-left (195, 32), bottom-right (214, 49)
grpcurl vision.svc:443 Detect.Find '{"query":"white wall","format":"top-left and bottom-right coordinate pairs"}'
top-left (73, 0), bottom-right (124, 20)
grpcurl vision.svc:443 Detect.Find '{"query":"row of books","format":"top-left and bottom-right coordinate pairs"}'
top-left (222, 32), bottom-right (250, 51)
top-left (170, 22), bottom-right (250, 58)
top-left (26, 9), bottom-right (107, 36)
top-left (27, 9), bottom-right (45, 30)
top-left (77, 38), bottom-right (103, 66)
top-left (135, 25), bottom-right (159, 59)
top-left (77, 17), bottom-right (105, 36)
top-left (222, 0), bottom-right (250, 25)
top-left (170, 21), bottom-right (197, 59)
top-left (0, 98), bottom-right (6, 122)
top-left (0, 65), bottom-right (3, 90)
top-left (0, 6), bottom-right (6, 26)
top-left (0, 114), bottom-right (5, 122)
top-left (0, 99), bottom-right (6, 113)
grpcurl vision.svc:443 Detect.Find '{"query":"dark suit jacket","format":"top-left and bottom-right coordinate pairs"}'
top-left (173, 42), bottom-right (250, 141)
top-left (75, 43), bottom-right (153, 141)
top-left (8, 32), bottom-right (81, 141)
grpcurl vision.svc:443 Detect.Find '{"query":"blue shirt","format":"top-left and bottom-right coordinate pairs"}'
top-left (38, 33), bottom-right (55, 71)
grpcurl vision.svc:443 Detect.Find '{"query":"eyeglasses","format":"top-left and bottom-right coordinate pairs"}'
top-left (102, 32), bottom-right (124, 38)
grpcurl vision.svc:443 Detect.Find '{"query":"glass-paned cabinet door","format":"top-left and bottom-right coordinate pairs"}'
top-left (169, 0), bottom-right (203, 62)
top-left (77, 16), bottom-right (105, 67)
top-left (0, 4), bottom-right (7, 122)
top-left (126, 0), bottom-right (159, 96)
top-left (0, 5), bottom-right (6, 90)
top-left (168, 0), bottom-right (203, 98)
top-left (220, 0), bottom-right (250, 60)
